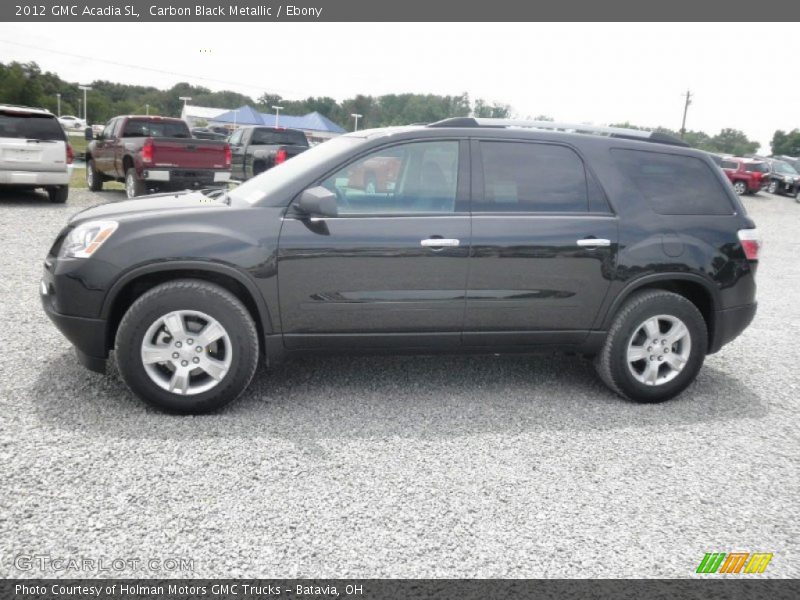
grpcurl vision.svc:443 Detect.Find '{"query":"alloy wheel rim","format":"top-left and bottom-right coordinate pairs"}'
top-left (140, 310), bottom-right (232, 396)
top-left (126, 174), bottom-right (135, 198)
top-left (87, 164), bottom-right (94, 187)
top-left (626, 314), bottom-right (691, 386)
top-left (734, 182), bottom-right (746, 194)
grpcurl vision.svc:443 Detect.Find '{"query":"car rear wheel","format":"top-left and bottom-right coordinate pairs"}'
top-left (47, 185), bottom-right (68, 204)
top-left (86, 159), bottom-right (103, 191)
top-left (125, 168), bottom-right (146, 199)
top-left (115, 279), bottom-right (260, 413)
top-left (732, 180), bottom-right (747, 195)
top-left (595, 290), bottom-right (707, 403)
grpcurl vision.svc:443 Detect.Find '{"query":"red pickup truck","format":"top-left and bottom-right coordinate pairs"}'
top-left (85, 115), bottom-right (231, 198)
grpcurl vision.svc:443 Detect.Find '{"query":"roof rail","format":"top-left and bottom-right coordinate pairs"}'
top-left (428, 117), bottom-right (689, 147)
top-left (0, 103), bottom-right (51, 113)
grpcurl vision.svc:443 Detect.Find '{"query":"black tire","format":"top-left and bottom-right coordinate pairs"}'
top-left (594, 290), bottom-right (708, 403)
top-left (86, 159), bottom-right (103, 191)
top-left (252, 160), bottom-right (267, 177)
top-left (47, 185), bottom-right (68, 203)
top-left (767, 180), bottom-right (777, 194)
top-left (125, 167), bottom-right (147, 198)
top-left (115, 279), bottom-right (260, 414)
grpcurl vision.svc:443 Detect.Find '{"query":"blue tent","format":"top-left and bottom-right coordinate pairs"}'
top-left (212, 105), bottom-right (265, 125)
top-left (212, 105), bottom-right (345, 134)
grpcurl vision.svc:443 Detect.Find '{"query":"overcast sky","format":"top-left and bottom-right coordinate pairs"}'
top-left (1, 22), bottom-right (796, 151)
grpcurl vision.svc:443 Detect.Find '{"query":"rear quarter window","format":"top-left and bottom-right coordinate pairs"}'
top-left (611, 148), bottom-right (734, 215)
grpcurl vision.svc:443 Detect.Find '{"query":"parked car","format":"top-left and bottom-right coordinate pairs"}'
top-left (85, 115), bottom-right (231, 199)
top-left (229, 126), bottom-right (309, 180)
top-left (1, 104), bottom-right (73, 203)
top-left (42, 118), bottom-right (759, 413)
top-left (719, 157), bottom-right (769, 195)
top-left (58, 115), bottom-right (86, 130)
top-left (771, 154), bottom-right (800, 172)
top-left (764, 158), bottom-right (800, 195)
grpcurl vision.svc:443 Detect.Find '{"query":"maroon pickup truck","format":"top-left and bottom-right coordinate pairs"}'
top-left (85, 115), bottom-right (231, 198)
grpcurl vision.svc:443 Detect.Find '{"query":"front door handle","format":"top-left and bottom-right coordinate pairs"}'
top-left (421, 238), bottom-right (460, 248)
top-left (576, 238), bottom-right (611, 248)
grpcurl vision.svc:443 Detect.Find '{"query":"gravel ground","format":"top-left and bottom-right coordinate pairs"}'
top-left (0, 187), bottom-right (798, 578)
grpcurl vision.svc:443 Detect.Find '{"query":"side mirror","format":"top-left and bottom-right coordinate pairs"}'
top-left (298, 186), bottom-right (338, 218)
top-left (84, 127), bottom-right (94, 141)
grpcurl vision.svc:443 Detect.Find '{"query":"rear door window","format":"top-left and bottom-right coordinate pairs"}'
top-left (475, 141), bottom-right (590, 212)
top-left (0, 111), bottom-right (66, 141)
top-left (611, 149), bottom-right (734, 215)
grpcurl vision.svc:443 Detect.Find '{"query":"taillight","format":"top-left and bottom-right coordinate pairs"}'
top-left (275, 149), bottom-right (287, 165)
top-left (738, 228), bottom-right (761, 261)
top-left (224, 143), bottom-right (231, 167)
top-left (141, 139), bottom-right (154, 164)
top-left (66, 143), bottom-right (74, 165)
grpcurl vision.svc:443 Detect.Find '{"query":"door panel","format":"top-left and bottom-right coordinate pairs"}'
top-left (465, 215), bottom-right (618, 336)
top-left (277, 139), bottom-right (469, 349)
top-left (464, 139), bottom-right (618, 343)
top-left (278, 216), bottom-right (469, 346)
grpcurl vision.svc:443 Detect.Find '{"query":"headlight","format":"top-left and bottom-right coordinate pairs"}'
top-left (58, 220), bottom-right (118, 258)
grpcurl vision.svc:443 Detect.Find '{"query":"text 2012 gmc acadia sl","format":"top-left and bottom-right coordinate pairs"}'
top-left (41, 118), bottom-right (759, 413)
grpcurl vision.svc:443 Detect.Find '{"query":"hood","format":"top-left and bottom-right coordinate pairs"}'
top-left (69, 191), bottom-right (227, 224)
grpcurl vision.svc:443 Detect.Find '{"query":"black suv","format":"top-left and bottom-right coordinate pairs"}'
top-left (41, 118), bottom-right (760, 413)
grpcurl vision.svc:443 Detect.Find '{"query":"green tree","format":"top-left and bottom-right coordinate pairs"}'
top-left (710, 128), bottom-right (759, 156)
top-left (771, 129), bottom-right (800, 156)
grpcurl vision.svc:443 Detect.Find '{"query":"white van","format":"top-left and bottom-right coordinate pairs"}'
top-left (0, 104), bottom-right (73, 203)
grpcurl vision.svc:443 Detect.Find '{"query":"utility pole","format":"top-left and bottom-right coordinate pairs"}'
top-left (56, 93), bottom-right (61, 117)
top-left (78, 85), bottom-right (92, 122)
top-left (680, 90), bottom-right (692, 139)
top-left (351, 113), bottom-right (362, 131)
top-left (272, 105), bottom-right (283, 127)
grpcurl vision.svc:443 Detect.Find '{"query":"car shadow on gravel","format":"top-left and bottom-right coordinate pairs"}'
top-left (30, 349), bottom-right (766, 441)
top-left (0, 188), bottom-right (56, 205)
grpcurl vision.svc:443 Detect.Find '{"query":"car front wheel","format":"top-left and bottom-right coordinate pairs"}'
top-left (115, 279), bottom-right (260, 413)
top-left (595, 290), bottom-right (707, 403)
top-left (767, 180), bottom-right (778, 194)
top-left (732, 181), bottom-right (747, 195)
top-left (87, 159), bottom-right (103, 191)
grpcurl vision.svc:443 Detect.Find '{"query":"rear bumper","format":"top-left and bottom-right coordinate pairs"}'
top-left (0, 167), bottom-right (71, 186)
top-left (709, 302), bottom-right (757, 354)
top-left (41, 281), bottom-right (108, 373)
top-left (142, 168), bottom-right (230, 185)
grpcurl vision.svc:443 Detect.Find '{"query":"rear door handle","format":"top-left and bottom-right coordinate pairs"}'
top-left (576, 238), bottom-right (611, 248)
top-left (421, 238), bottom-right (460, 248)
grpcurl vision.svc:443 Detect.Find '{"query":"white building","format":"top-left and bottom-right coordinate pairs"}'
top-left (180, 105), bottom-right (229, 128)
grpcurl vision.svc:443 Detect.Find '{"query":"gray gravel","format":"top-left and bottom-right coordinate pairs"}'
top-left (0, 187), bottom-right (798, 578)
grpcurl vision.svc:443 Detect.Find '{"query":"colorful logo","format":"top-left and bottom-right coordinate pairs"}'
top-left (696, 552), bottom-right (773, 574)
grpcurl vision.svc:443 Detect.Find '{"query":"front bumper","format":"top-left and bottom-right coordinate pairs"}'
top-left (709, 302), bottom-right (757, 354)
top-left (40, 275), bottom-right (108, 373)
top-left (0, 166), bottom-right (71, 187)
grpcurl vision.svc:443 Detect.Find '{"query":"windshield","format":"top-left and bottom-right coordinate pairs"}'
top-left (229, 136), bottom-right (365, 205)
top-left (774, 161), bottom-right (798, 175)
top-left (0, 111), bottom-right (66, 140)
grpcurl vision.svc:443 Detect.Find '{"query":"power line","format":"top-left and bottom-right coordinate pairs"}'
top-left (0, 38), bottom-right (302, 97)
